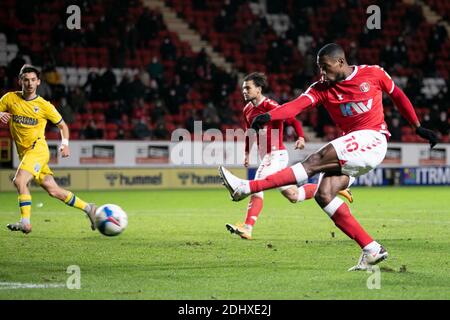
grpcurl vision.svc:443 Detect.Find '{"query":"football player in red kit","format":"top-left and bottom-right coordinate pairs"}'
top-left (226, 72), bottom-right (353, 240)
top-left (219, 44), bottom-right (438, 270)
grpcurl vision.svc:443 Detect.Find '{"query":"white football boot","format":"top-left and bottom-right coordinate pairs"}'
top-left (86, 203), bottom-right (97, 230)
top-left (348, 246), bottom-right (389, 271)
top-left (218, 166), bottom-right (250, 202)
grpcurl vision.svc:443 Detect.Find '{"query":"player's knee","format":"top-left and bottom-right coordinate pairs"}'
top-left (314, 190), bottom-right (333, 207)
top-left (13, 176), bottom-right (27, 190)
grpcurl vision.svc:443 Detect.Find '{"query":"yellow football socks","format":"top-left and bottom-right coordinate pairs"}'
top-left (64, 192), bottom-right (89, 212)
top-left (18, 194), bottom-right (32, 224)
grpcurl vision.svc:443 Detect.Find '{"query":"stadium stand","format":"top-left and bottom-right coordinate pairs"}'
top-left (0, 0), bottom-right (448, 143)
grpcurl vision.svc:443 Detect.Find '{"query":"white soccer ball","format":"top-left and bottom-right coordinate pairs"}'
top-left (95, 204), bottom-right (128, 236)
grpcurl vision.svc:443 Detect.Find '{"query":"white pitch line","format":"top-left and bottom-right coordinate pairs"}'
top-left (0, 282), bottom-right (66, 290)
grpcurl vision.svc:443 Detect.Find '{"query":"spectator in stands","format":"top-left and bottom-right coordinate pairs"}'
top-left (185, 109), bottom-right (200, 133)
top-left (100, 69), bottom-right (117, 101)
top-left (151, 98), bottom-right (168, 123)
top-left (7, 52), bottom-right (26, 87)
top-left (116, 128), bottom-right (126, 140)
top-left (81, 119), bottom-right (103, 140)
top-left (302, 47), bottom-right (316, 78)
top-left (147, 57), bottom-right (164, 85)
top-left (267, 41), bottom-right (282, 72)
top-left (203, 114), bottom-right (221, 130)
top-left (138, 68), bottom-right (151, 88)
top-left (428, 19), bottom-right (448, 52)
top-left (36, 78), bottom-right (52, 100)
top-left (117, 73), bottom-right (134, 105)
top-left (42, 64), bottom-right (65, 100)
top-left (202, 102), bottom-right (219, 121)
top-left (241, 21), bottom-right (260, 53)
top-left (153, 118), bottom-right (169, 140)
top-left (137, 8), bottom-right (160, 44)
top-left (132, 116), bottom-right (152, 140)
top-left (105, 100), bottom-right (122, 124)
top-left (129, 75), bottom-right (146, 102)
top-left (56, 98), bottom-right (75, 124)
top-left (160, 37), bottom-right (177, 61)
top-left (0, 66), bottom-right (8, 94)
top-left (83, 72), bottom-right (103, 101)
top-left (68, 87), bottom-right (87, 114)
top-left (125, 22), bottom-right (139, 58)
top-left (214, 10), bottom-right (231, 33)
top-left (390, 37), bottom-right (408, 68)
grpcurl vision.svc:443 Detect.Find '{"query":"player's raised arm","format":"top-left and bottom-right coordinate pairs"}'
top-left (251, 94), bottom-right (313, 131)
top-left (389, 86), bottom-right (438, 148)
top-left (57, 120), bottom-right (70, 157)
top-left (381, 70), bottom-right (439, 148)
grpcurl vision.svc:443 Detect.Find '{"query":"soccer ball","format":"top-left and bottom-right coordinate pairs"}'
top-left (95, 204), bottom-right (128, 236)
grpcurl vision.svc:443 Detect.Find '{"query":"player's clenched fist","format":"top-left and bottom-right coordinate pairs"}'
top-left (0, 112), bottom-right (11, 124)
top-left (416, 126), bottom-right (438, 149)
top-left (251, 113), bottom-right (271, 131)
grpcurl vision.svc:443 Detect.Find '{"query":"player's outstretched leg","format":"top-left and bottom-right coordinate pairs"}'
top-left (40, 175), bottom-right (97, 230)
top-left (218, 164), bottom-right (303, 201)
top-left (218, 166), bottom-right (252, 201)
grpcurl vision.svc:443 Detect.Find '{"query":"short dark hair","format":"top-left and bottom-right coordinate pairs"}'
top-left (19, 64), bottom-right (40, 79)
top-left (317, 43), bottom-right (345, 60)
top-left (243, 72), bottom-right (268, 92)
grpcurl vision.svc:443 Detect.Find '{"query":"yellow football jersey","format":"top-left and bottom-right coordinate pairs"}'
top-left (0, 91), bottom-right (63, 153)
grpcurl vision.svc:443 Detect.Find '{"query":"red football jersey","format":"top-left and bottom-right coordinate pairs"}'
top-left (270, 65), bottom-right (405, 136)
top-left (243, 97), bottom-right (303, 155)
top-left (303, 65), bottom-right (394, 136)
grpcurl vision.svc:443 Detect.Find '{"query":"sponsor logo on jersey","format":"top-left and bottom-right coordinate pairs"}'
top-left (12, 115), bottom-right (38, 125)
top-left (360, 82), bottom-right (370, 92)
top-left (340, 98), bottom-right (373, 116)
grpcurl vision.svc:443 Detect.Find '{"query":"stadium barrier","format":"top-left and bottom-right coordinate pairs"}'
top-left (0, 168), bottom-right (247, 191)
top-left (3, 141), bottom-right (448, 190)
top-left (11, 140), bottom-right (450, 168)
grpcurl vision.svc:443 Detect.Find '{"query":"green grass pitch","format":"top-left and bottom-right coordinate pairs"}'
top-left (1, 187), bottom-right (449, 299)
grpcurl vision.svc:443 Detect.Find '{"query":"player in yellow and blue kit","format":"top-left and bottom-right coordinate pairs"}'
top-left (0, 65), bottom-right (97, 234)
